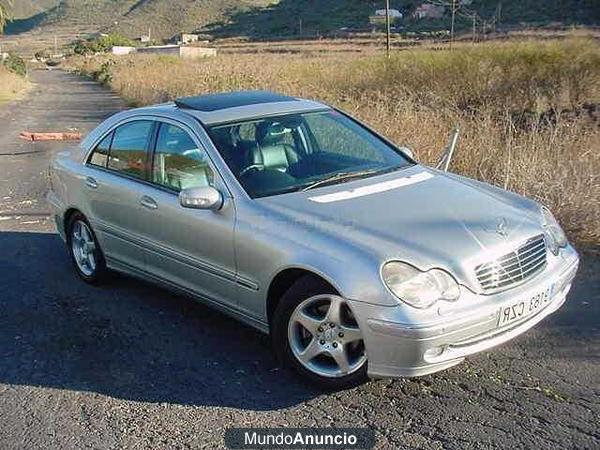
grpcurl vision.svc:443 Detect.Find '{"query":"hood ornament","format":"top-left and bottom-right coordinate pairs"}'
top-left (485, 217), bottom-right (510, 238)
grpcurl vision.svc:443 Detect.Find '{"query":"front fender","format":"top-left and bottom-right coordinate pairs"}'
top-left (269, 246), bottom-right (397, 307)
top-left (233, 205), bottom-right (399, 325)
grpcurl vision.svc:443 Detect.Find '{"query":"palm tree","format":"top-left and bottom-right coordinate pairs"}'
top-left (0, 1), bottom-right (13, 35)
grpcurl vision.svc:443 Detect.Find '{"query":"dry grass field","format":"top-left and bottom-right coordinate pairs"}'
top-left (0, 65), bottom-right (28, 104)
top-left (70, 38), bottom-right (600, 247)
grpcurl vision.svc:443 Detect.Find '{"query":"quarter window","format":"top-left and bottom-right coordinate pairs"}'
top-left (152, 123), bottom-right (214, 192)
top-left (88, 132), bottom-right (113, 167)
top-left (107, 121), bottom-right (154, 179)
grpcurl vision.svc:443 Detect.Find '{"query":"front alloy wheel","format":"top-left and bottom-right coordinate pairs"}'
top-left (288, 295), bottom-right (366, 378)
top-left (272, 276), bottom-right (368, 389)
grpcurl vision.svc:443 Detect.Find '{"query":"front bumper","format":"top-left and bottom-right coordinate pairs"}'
top-left (349, 245), bottom-right (579, 379)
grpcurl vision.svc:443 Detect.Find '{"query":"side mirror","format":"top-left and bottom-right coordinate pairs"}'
top-left (399, 146), bottom-right (415, 160)
top-left (179, 186), bottom-right (223, 210)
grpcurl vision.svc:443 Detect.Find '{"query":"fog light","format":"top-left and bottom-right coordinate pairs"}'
top-left (424, 345), bottom-right (446, 359)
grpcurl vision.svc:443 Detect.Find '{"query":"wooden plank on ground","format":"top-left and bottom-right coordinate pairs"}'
top-left (19, 131), bottom-right (82, 142)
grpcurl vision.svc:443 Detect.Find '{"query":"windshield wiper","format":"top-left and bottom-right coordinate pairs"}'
top-left (301, 168), bottom-right (382, 192)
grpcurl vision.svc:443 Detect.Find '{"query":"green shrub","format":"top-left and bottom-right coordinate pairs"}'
top-left (34, 49), bottom-right (51, 60)
top-left (72, 33), bottom-right (136, 55)
top-left (93, 60), bottom-right (115, 84)
top-left (2, 53), bottom-right (27, 77)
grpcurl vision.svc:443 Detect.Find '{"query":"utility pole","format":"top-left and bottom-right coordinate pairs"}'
top-left (450, 0), bottom-right (456, 50)
top-left (497, 1), bottom-right (502, 27)
top-left (471, 14), bottom-right (476, 43)
top-left (385, 0), bottom-right (391, 58)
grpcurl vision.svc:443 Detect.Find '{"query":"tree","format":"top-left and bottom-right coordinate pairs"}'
top-left (0, 0), bottom-right (13, 35)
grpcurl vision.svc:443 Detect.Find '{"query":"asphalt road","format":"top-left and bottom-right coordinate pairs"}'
top-left (0, 70), bottom-right (598, 450)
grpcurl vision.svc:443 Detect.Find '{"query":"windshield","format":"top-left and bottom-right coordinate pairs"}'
top-left (207, 110), bottom-right (412, 198)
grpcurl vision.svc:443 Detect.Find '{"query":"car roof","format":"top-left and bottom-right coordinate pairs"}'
top-left (175, 90), bottom-right (297, 111)
top-left (132, 90), bottom-right (330, 126)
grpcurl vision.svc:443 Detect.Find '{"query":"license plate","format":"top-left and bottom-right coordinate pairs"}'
top-left (497, 285), bottom-right (554, 327)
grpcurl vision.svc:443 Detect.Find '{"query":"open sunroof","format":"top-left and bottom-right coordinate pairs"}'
top-left (174, 90), bottom-right (298, 112)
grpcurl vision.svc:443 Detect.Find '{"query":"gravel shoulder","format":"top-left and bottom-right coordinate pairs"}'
top-left (0, 70), bottom-right (598, 450)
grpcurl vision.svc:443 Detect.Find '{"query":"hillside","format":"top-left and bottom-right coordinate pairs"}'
top-left (5, 0), bottom-right (274, 40)
top-left (207, 0), bottom-right (600, 38)
top-left (9, 0), bottom-right (59, 20)
top-left (112, 0), bottom-right (276, 40)
top-left (4, 0), bottom-right (600, 42)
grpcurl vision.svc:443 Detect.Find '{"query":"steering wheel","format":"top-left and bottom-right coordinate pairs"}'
top-left (239, 164), bottom-right (264, 177)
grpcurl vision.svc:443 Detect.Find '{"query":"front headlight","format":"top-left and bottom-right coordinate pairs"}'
top-left (541, 206), bottom-right (567, 254)
top-left (381, 261), bottom-right (460, 309)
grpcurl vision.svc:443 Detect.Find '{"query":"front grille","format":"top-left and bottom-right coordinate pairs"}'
top-left (475, 235), bottom-right (547, 293)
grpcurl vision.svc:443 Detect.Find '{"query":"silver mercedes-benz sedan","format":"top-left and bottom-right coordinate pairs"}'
top-left (47, 91), bottom-right (579, 389)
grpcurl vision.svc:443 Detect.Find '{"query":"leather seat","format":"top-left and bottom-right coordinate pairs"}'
top-left (248, 122), bottom-right (299, 172)
top-left (171, 166), bottom-right (210, 190)
top-left (157, 152), bottom-right (212, 191)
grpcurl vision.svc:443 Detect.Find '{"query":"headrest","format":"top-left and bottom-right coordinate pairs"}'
top-left (257, 121), bottom-right (290, 146)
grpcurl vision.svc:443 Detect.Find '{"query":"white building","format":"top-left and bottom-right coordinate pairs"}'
top-left (112, 46), bottom-right (136, 56)
top-left (176, 33), bottom-right (201, 45)
top-left (375, 9), bottom-right (403, 19)
top-left (413, 3), bottom-right (445, 20)
top-left (135, 45), bottom-right (217, 59)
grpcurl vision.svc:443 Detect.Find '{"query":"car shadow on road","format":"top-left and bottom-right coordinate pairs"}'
top-left (0, 231), bottom-right (320, 411)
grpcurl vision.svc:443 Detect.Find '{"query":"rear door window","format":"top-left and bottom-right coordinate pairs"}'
top-left (88, 132), bottom-right (113, 167)
top-left (107, 121), bottom-right (154, 179)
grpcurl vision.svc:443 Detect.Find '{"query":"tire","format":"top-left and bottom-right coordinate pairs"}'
top-left (272, 275), bottom-right (368, 390)
top-left (66, 212), bottom-right (109, 284)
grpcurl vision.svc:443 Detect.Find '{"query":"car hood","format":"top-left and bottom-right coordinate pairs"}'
top-left (257, 165), bottom-right (544, 290)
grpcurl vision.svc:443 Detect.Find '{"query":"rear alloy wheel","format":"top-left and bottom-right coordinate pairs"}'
top-left (273, 276), bottom-right (368, 389)
top-left (67, 213), bottom-right (108, 284)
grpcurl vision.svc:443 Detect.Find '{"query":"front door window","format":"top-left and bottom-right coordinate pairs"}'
top-left (151, 123), bottom-right (214, 192)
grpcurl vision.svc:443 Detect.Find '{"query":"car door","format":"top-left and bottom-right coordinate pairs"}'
top-left (84, 119), bottom-right (155, 270)
top-left (135, 119), bottom-right (238, 308)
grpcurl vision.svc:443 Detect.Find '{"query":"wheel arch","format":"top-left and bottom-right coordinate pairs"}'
top-left (63, 207), bottom-right (82, 236)
top-left (266, 267), bottom-right (340, 327)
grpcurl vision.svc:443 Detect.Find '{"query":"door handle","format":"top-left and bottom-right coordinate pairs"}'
top-left (140, 195), bottom-right (158, 210)
top-left (85, 177), bottom-right (98, 189)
